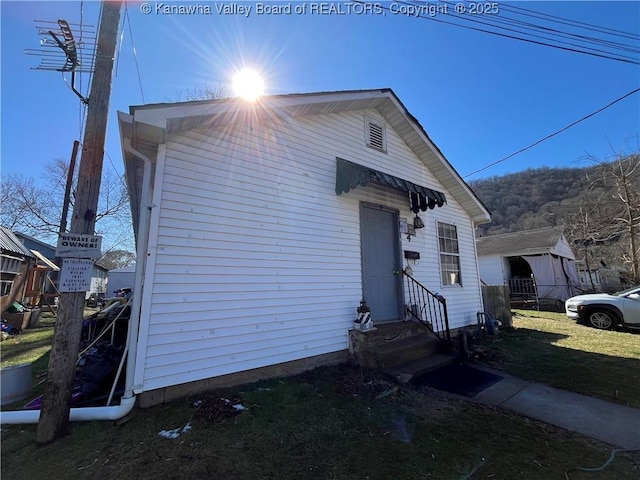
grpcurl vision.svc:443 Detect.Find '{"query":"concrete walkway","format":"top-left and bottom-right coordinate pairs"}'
top-left (469, 366), bottom-right (640, 449)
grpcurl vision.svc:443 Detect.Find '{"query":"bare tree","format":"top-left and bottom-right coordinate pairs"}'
top-left (596, 153), bottom-right (640, 283)
top-left (175, 81), bottom-right (229, 101)
top-left (563, 151), bottom-right (640, 285)
top-left (1, 157), bottom-right (134, 253)
top-left (96, 248), bottom-right (136, 270)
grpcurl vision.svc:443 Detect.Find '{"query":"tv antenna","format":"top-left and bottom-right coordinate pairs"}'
top-left (25, 19), bottom-right (97, 104)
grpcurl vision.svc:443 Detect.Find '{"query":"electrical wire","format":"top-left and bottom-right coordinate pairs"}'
top-left (358, 1), bottom-right (640, 65)
top-left (104, 150), bottom-right (130, 192)
top-left (463, 88), bottom-right (640, 179)
top-left (439, 4), bottom-right (640, 56)
top-left (435, 1), bottom-right (640, 62)
top-left (124, 1), bottom-right (146, 103)
top-left (78, 0), bottom-right (85, 140)
top-left (442, 0), bottom-right (640, 50)
top-left (565, 448), bottom-right (640, 478)
top-left (500, 3), bottom-right (640, 41)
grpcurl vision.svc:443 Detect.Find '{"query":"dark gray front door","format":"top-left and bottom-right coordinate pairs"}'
top-left (361, 205), bottom-right (402, 322)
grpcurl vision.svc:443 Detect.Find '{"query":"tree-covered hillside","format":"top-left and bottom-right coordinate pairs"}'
top-left (470, 165), bottom-right (595, 236)
top-left (469, 155), bottom-right (640, 282)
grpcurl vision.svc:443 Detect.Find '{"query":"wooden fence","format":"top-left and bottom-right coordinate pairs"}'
top-left (481, 285), bottom-right (512, 328)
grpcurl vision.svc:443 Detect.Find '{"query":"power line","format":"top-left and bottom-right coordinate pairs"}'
top-left (452, 6), bottom-right (640, 56)
top-left (362, 1), bottom-right (640, 65)
top-left (436, 0), bottom-right (640, 60)
top-left (124, 2), bottom-right (145, 103)
top-left (500, 3), bottom-right (640, 41)
top-left (463, 88), bottom-right (640, 179)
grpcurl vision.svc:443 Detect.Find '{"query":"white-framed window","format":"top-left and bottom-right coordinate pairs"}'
top-left (365, 115), bottom-right (387, 153)
top-left (438, 222), bottom-right (461, 286)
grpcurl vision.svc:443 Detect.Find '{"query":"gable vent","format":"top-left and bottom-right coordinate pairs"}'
top-left (365, 116), bottom-right (387, 153)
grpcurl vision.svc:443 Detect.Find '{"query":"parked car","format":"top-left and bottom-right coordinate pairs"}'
top-left (565, 286), bottom-right (640, 330)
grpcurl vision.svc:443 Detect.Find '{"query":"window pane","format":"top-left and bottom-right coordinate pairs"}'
top-left (440, 253), bottom-right (461, 286)
top-left (438, 222), bottom-right (459, 254)
top-left (438, 222), bottom-right (461, 285)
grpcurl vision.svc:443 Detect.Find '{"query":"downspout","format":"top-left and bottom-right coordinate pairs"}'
top-left (0, 138), bottom-right (152, 425)
top-left (121, 138), bottom-right (153, 400)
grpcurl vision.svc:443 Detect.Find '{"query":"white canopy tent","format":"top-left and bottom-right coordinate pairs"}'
top-left (522, 254), bottom-right (581, 302)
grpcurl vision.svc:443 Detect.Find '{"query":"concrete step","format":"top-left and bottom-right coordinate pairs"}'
top-left (372, 332), bottom-right (443, 369)
top-left (386, 353), bottom-right (459, 384)
top-left (353, 321), bottom-right (426, 349)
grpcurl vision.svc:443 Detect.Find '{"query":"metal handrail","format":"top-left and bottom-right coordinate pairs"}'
top-left (403, 272), bottom-right (451, 342)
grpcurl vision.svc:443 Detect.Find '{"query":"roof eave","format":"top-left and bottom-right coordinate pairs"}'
top-left (123, 89), bottom-right (492, 226)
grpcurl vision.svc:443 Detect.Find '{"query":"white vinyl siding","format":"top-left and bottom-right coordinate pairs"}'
top-left (136, 109), bottom-right (484, 392)
top-left (477, 255), bottom-right (509, 285)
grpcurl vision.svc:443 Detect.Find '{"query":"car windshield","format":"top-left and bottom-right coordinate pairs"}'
top-left (614, 286), bottom-right (640, 296)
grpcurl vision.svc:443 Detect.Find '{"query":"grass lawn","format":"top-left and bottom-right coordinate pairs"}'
top-left (473, 309), bottom-right (640, 408)
top-left (1, 312), bottom-right (57, 389)
top-left (1, 312), bottom-right (56, 368)
top-left (2, 365), bottom-right (639, 480)
top-left (1, 309), bottom-right (639, 479)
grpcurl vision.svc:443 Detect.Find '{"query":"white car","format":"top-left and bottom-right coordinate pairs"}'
top-left (565, 286), bottom-right (640, 330)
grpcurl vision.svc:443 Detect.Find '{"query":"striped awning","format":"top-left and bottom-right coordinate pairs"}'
top-left (335, 157), bottom-right (446, 212)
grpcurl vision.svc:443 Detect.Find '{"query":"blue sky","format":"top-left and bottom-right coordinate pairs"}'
top-left (1, 0), bottom-right (639, 189)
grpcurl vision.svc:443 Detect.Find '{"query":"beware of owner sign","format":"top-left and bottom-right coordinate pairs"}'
top-left (55, 233), bottom-right (102, 258)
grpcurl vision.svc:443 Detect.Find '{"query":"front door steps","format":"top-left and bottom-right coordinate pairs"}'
top-left (348, 320), bottom-right (458, 384)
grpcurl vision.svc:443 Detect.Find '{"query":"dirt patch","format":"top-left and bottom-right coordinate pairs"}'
top-left (192, 395), bottom-right (245, 423)
top-left (333, 366), bottom-right (396, 399)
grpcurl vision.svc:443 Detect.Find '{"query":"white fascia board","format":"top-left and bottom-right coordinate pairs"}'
top-left (130, 90), bottom-right (389, 130)
top-left (382, 95), bottom-right (491, 224)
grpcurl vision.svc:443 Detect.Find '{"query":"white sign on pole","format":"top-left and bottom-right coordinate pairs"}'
top-left (58, 259), bottom-right (94, 293)
top-left (55, 233), bottom-right (102, 258)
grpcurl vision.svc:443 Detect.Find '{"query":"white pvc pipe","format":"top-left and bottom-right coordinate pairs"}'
top-left (0, 396), bottom-right (136, 425)
top-left (0, 138), bottom-right (153, 425)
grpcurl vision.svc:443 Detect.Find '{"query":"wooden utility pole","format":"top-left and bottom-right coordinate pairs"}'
top-left (51, 140), bottom-right (80, 289)
top-left (37, 0), bottom-right (122, 444)
top-left (59, 140), bottom-right (80, 236)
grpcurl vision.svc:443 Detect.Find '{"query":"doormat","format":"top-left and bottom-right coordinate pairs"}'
top-left (414, 364), bottom-right (503, 397)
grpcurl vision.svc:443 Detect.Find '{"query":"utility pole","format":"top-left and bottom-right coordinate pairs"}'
top-left (37, 1), bottom-right (122, 444)
top-left (59, 140), bottom-right (80, 236)
top-left (51, 140), bottom-right (80, 290)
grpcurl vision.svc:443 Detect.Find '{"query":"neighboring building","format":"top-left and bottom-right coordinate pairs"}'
top-left (107, 265), bottom-right (136, 295)
top-left (119, 89), bottom-right (491, 405)
top-left (574, 254), bottom-right (628, 293)
top-left (0, 226), bottom-right (36, 312)
top-left (90, 263), bottom-right (108, 298)
top-left (13, 232), bottom-right (59, 306)
top-left (477, 227), bottom-right (581, 308)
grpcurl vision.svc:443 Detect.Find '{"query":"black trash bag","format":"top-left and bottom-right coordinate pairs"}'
top-left (77, 343), bottom-right (123, 396)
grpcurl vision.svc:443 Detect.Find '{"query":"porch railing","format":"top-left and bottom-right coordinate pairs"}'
top-left (404, 272), bottom-right (451, 343)
top-left (509, 277), bottom-right (539, 309)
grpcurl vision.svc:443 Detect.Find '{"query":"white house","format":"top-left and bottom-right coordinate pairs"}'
top-left (574, 254), bottom-right (627, 293)
top-left (477, 227), bottom-right (582, 307)
top-left (118, 89), bottom-right (491, 406)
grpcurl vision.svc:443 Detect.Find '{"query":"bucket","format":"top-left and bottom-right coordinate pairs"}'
top-left (29, 308), bottom-right (42, 328)
top-left (1, 363), bottom-right (33, 406)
